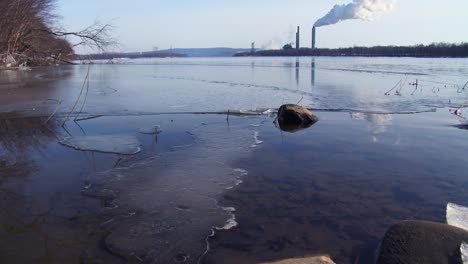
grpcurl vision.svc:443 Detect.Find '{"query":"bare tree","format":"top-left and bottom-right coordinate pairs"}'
top-left (0, 0), bottom-right (114, 66)
top-left (0, 0), bottom-right (55, 63)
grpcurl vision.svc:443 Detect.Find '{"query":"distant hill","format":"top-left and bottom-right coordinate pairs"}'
top-left (157, 48), bottom-right (251, 57)
top-left (76, 47), bottom-right (251, 60)
top-left (74, 52), bottom-right (186, 60)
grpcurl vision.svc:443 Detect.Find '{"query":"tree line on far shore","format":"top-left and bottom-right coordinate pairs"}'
top-left (235, 43), bottom-right (468, 58)
top-left (0, 0), bottom-right (112, 67)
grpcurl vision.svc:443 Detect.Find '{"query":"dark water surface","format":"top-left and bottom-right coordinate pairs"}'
top-left (1, 57), bottom-right (468, 264)
top-left (205, 110), bottom-right (468, 264)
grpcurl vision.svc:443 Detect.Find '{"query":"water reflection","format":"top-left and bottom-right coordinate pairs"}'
top-left (0, 115), bottom-right (55, 178)
top-left (0, 67), bottom-right (78, 116)
top-left (453, 123), bottom-right (468, 130)
top-left (351, 112), bottom-right (394, 143)
top-left (295, 58), bottom-right (299, 87)
top-left (1, 57), bottom-right (468, 263)
top-left (311, 58), bottom-right (315, 87)
top-left (277, 119), bottom-right (317, 133)
top-left (281, 58), bottom-right (315, 92)
top-left (207, 110), bottom-right (468, 264)
top-left (0, 116), bottom-right (89, 263)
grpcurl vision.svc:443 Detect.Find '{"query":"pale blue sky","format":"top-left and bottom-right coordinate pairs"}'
top-left (56, 0), bottom-right (468, 52)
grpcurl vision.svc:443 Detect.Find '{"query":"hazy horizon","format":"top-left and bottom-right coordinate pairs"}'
top-left (57, 0), bottom-right (468, 53)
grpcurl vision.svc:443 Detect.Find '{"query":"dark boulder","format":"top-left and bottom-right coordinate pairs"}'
top-left (377, 220), bottom-right (468, 264)
top-left (277, 104), bottom-right (318, 133)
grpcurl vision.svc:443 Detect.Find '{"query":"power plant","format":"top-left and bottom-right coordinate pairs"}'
top-left (296, 26), bottom-right (300, 49)
top-left (294, 25), bottom-right (316, 49)
top-left (286, 1), bottom-right (393, 51)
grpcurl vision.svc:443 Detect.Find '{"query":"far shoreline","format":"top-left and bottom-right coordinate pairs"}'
top-left (235, 43), bottom-right (468, 58)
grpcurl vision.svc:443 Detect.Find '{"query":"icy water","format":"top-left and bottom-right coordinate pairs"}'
top-left (0, 57), bottom-right (468, 264)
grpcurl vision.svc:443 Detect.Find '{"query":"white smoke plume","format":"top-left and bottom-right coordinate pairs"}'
top-left (314, 0), bottom-right (394, 27)
top-left (261, 38), bottom-right (283, 50)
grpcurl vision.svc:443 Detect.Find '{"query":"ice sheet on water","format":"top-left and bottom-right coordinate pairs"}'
top-left (138, 125), bottom-right (162, 134)
top-left (462, 243), bottom-right (468, 264)
top-left (447, 203), bottom-right (468, 264)
top-left (251, 131), bottom-right (263, 148)
top-left (78, 120), bottom-right (256, 263)
top-left (59, 135), bottom-right (141, 155)
top-left (219, 207), bottom-right (237, 230)
top-left (446, 202), bottom-right (468, 231)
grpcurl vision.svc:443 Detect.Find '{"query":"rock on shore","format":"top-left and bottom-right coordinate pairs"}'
top-left (377, 220), bottom-right (468, 264)
top-left (260, 256), bottom-right (335, 264)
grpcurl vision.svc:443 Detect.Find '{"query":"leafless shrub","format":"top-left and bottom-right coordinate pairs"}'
top-left (0, 0), bottom-right (114, 66)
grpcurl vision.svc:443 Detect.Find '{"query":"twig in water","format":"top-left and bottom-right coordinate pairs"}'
top-left (74, 70), bottom-right (91, 121)
top-left (398, 75), bottom-right (409, 95)
top-left (409, 79), bottom-right (418, 88)
top-left (62, 64), bottom-right (91, 126)
top-left (401, 75), bottom-right (408, 89)
top-left (74, 115), bottom-right (103, 122)
top-left (385, 79), bottom-right (402, 95)
top-left (45, 99), bottom-right (63, 124)
top-left (454, 100), bottom-right (468, 116)
top-left (410, 86), bottom-right (418, 96)
top-left (457, 81), bottom-right (468, 93)
top-left (74, 120), bottom-right (87, 136)
top-left (296, 96), bottom-right (304, 105)
top-left (62, 123), bottom-right (72, 137)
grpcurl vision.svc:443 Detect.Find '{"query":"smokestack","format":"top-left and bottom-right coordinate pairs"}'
top-left (296, 26), bottom-right (300, 49)
top-left (312, 26), bottom-right (316, 49)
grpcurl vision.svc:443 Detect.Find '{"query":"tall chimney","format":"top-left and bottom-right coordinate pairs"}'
top-left (296, 26), bottom-right (300, 49)
top-left (312, 26), bottom-right (316, 49)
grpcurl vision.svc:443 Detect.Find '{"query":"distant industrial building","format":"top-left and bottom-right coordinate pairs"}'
top-left (296, 26), bottom-right (300, 49)
top-left (312, 27), bottom-right (316, 49)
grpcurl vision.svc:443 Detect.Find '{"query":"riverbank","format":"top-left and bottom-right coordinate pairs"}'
top-left (234, 43), bottom-right (468, 58)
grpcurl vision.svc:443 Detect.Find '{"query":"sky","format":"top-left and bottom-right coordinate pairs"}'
top-left (56, 0), bottom-right (468, 52)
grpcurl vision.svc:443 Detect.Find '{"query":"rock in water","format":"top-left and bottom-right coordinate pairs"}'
top-left (377, 220), bottom-right (468, 264)
top-left (277, 104), bottom-right (318, 132)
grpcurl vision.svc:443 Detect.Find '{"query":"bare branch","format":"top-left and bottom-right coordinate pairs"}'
top-left (1, 0), bottom-right (116, 66)
top-left (50, 21), bottom-right (117, 52)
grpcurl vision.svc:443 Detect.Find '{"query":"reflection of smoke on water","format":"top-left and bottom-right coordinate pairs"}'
top-left (351, 112), bottom-right (394, 142)
top-left (80, 119), bottom-right (259, 263)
